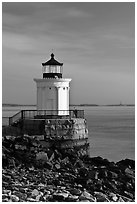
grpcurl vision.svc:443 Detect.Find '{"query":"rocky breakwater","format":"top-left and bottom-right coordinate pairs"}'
top-left (2, 135), bottom-right (135, 202)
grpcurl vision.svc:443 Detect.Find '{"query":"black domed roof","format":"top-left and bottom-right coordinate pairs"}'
top-left (42, 53), bottom-right (63, 66)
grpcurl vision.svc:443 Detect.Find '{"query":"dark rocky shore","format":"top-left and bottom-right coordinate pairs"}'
top-left (3, 135), bottom-right (135, 202)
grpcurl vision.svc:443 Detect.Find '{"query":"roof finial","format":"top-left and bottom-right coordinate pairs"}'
top-left (51, 53), bottom-right (54, 58)
top-left (51, 49), bottom-right (54, 58)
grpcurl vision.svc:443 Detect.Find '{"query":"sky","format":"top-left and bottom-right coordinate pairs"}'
top-left (2, 2), bottom-right (135, 105)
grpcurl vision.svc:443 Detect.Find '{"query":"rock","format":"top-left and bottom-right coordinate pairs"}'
top-left (36, 194), bottom-right (42, 201)
top-left (117, 159), bottom-right (135, 169)
top-left (94, 179), bottom-right (104, 191)
top-left (79, 194), bottom-right (95, 202)
top-left (59, 186), bottom-right (66, 190)
top-left (125, 168), bottom-right (135, 179)
top-left (43, 190), bottom-right (51, 195)
top-left (48, 152), bottom-right (54, 162)
top-left (36, 151), bottom-right (48, 161)
top-left (79, 199), bottom-right (90, 202)
top-left (55, 163), bottom-right (61, 169)
top-left (41, 196), bottom-right (47, 201)
top-left (69, 188), bottom-right (82, 196)
top-left (27, 197), bottom-right (37, 202)
top-left (52, 178), bottom-right (62, 186)
top-left (29, 166), bottom-right (35, 171)
top-left (88, 169), bottom-right (99, 179)
top-left (74, 159), bottom-right (84, 168)
top-left (38, 183), bottom-right (45, 187)
top-left (60, 192), bottom-right (69, 198)
top-left (53, 193), bottom-right (65, 201)
top-left (3, 174), bottom-right (12, 181)
top-left (117, 196), bottom-right (125, 202)
top-left (31, 189), bottom-right (39, 197)
top-left (13, 191), bottom-right (27, 200)
top-left (65, 195), bottom-right (79, 201)
top-left (80, 189), bottom-right (96, 201)
top-left (89, 156), bottom-right (110, 166)
top-left (19, 187), bottom-right (27, 193)
top-left (10, 194), bottom-right (20, 202)
top-left (119, 195), bottom-right (133, 202)
top-left (79, 167), bottom-right (88, 177)
top-left (44, 161), bottom-right (53, 169)
top-left (124, 191), bottom-right (134, 199)
top-left (109, 192), bottom-right (118, 201)
top-left (61, 157), bottom-right (69, 165)
top-left (94, 191), bottom-right (109, 202)
top-left (2, 194), bottom-right (9, 200)
top-left (2, 189), bottom-right (11, 196)
top-left (104, 180), bottom-right (118, 191)
top-left (53, 192), bottom-right (69, 201)
top-left (2, 198), bottom-right (9, 202)
top-left (54, 149), bottom-right (62, 160)
top-left (98, 169), bottom-right (108, 178)
top-left (77, 184), bottom-right (83, 188)
top-left (108, 170), bottom-right (118, 178)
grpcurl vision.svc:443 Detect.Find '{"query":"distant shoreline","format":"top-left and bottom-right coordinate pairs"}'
top-left (2, 103), bottom-right (135, 107)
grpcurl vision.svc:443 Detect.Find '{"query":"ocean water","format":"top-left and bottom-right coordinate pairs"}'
top-left (83, 106), bottom-right (135, 162)
top-left (2, 105), bottom-right (135, 162)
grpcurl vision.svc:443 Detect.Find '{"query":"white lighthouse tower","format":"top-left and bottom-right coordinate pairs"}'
top-left (34, 53), bottom-right (71, 116)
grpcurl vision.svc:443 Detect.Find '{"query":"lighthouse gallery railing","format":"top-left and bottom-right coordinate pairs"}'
top-left (9, 109), bottom-right (84, 125)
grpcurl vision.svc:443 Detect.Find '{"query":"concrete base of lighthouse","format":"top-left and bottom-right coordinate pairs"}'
top-left (34, 78), bottom-right (71, 116)
top-left (5, 115), bottom-right (89, 157)
top-left (19, 117), bottom-right (89, 157)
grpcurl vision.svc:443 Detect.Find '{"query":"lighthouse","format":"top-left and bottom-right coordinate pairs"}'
top-left (8, 53), bottom-right (89, 156)
top-left (34, 53), bottom-right (71, 116)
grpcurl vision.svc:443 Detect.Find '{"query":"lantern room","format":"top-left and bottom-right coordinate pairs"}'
top-left (42, 53), bottom-right (63, 79)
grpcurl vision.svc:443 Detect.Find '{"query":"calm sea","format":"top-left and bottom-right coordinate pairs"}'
top-left (2, 105), bottom-right (135, 162)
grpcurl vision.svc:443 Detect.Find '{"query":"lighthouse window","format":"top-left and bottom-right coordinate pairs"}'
top-left (49, 87), bottom-right (51, 89)
top-left (63, 87), bottom-right (65, 90)
top-left (49, 65), bottom-right (56, 73)
top-left (50, 66), bottom-right (54, 73)
top-left (45, 66), bottom-right (50, 73)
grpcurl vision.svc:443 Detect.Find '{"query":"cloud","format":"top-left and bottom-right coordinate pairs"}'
top-left (3, 31), bottom-right (34, 52)
top-left (65, 8), bottom-right (90, 18)
top-left (2, 2), bottom-right (38, 16)
top-left (2, 2), bottom-right (135, 104)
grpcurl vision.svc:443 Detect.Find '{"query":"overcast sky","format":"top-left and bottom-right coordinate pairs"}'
top-left (2, 2), bottom-right (135, 105)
